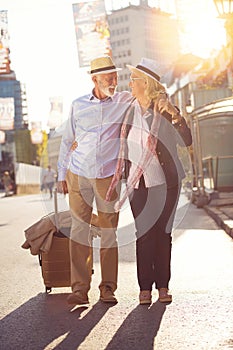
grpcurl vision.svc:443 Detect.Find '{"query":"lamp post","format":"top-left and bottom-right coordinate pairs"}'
top-left (213, 0), bottom-right (233, 90)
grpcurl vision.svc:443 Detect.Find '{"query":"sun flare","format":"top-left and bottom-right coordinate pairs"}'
top-left (175, 0), bottom-right (226, 58)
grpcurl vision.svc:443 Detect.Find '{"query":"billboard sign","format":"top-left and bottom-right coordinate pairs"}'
top-left (0, 11), bottom-right (11, 74)
top-left (0, 97), bottom-right (14, 130)
top-left (0, 130), bottom-right (5, 144)
top-left (72, 0), bottom-right (111, 67)
top-left (30, 121), bottom-right (43, 144)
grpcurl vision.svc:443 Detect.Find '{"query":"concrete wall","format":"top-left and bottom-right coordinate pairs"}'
top-left (15, 162), bottom-right (41, 194)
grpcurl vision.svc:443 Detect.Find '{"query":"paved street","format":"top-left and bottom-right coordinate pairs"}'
top-left (0, 192), bottom-right (233, 350)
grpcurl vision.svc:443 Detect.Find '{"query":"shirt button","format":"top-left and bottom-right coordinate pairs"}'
top-left (161, 162), bottom-right (164, 166)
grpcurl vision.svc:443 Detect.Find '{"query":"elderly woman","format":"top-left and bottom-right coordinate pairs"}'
top-left (106, 58), bottom-right (192, 304)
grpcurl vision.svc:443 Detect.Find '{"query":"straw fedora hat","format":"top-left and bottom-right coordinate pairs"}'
top-left (88, 56), bottom-right (121, 75)
top-left (126, 58), bottom-right (165, 85)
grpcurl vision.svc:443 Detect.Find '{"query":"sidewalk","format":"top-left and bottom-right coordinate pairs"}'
top-left (0, 194), bottom-right (233, 349)
top-left (204, 191), bottom-right (233, 239)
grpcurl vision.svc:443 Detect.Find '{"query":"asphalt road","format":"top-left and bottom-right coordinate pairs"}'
top-left (0, 192), bottom-right (233, 350)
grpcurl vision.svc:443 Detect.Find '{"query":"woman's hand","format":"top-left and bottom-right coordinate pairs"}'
top-left (114, 200), bottom-right (122, 212)
top-left (105, 174), bottom-right (122, 201)
top-left (157, 95), bottom-right (182, 123)
top-left (70, 141), bottom-right (78, 151)
top-left (105, 188), bottom-right (113, 202)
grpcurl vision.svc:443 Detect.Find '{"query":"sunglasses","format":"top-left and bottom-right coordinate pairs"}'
top-left (129, 77), bottom-right (145, 82)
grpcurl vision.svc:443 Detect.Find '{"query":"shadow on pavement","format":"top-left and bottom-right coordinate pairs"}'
top-left (0, 293), bottom-right (113, 350)
top-left (105, 300), bottom-right (167, 350)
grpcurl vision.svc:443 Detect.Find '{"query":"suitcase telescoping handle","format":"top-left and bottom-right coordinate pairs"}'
top-left (53, 187), bottom-right (59, 230)
top-left (53, 187), bottom-right (70, 238)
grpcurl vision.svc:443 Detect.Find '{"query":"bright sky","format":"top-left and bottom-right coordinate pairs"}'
top-left (0, 0), bottom-right (226, 126)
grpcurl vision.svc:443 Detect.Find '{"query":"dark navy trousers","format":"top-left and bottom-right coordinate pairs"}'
top-left (130, 177), bottom-right (180, 290)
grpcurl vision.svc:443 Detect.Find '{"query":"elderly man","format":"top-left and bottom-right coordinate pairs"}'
top-left (57, 56), bottom-right (132, 305)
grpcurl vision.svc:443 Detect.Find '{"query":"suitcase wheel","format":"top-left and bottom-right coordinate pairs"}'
top-left (46, 286), bottom-right (52, 294)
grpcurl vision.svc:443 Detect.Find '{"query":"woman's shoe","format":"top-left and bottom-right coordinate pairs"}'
top-left (139, 290), bottom-right (152, 305)
top-left (158, 288), bottom-right (172, 303)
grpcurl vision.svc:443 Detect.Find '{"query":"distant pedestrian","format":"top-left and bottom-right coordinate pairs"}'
top-left (2, 171), bottom-right (13, 197)
top-left (42, 165), bottom-right (57, 198)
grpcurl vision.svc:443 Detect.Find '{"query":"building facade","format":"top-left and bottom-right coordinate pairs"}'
top-left (0, 72), bottom-right (28, 130)
top-left (107, 3), bottom-right (180, 90)
top-left (0, 10), bottom-right (29, 189)
top-left (0, 71), bottom-right (29, 187)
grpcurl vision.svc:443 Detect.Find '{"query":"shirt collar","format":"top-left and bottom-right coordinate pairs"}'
top-left (89, 90), bottom-right (113, 102)
top-left (134, 99), bottom-right (151, 118)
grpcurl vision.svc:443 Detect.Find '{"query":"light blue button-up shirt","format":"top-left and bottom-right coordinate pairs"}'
top-left (57, 91), bottom-right (132, 180)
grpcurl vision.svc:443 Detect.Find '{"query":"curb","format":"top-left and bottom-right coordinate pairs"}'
top-left (204, 205), bottom-right (233, 239)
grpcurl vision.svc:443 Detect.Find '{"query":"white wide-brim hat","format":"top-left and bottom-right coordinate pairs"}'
top-left (87, 56), bottom-right (121, 75)
top-left (126, 58), bottom-right (165, 84)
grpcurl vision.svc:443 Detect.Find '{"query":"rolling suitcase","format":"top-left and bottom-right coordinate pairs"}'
top-left (38, 188), bottom-right (97, 293)
top-left (38, 188), bottom-right (72, 293)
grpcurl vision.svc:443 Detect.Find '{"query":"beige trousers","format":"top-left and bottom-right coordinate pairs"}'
top-left (66, 170), bottom-right (120, 294)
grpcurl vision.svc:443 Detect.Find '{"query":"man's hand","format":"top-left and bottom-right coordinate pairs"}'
top-left (57, 180), bottom-right (68, 194)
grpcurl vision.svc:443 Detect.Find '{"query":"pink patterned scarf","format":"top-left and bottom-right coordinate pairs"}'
top-left (106, 101), bottom-right (162, 211)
